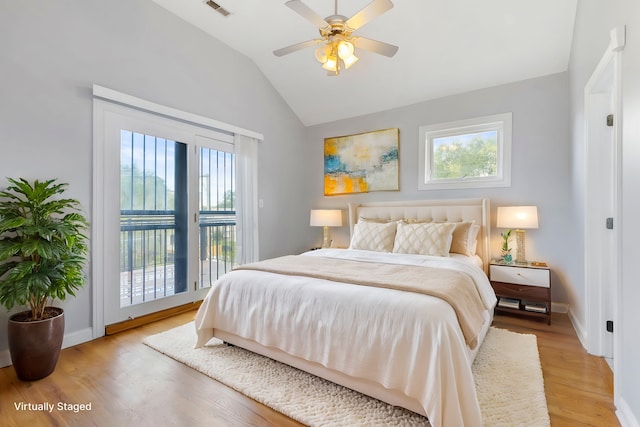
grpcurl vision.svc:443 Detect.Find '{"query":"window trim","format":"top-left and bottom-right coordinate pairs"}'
top-left (418, 113), bottom-right (512, 190)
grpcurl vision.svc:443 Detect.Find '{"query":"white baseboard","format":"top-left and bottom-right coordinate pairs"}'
top-left (617, 397), bottom-right (640, 427)
top-left (61, 327), bottom-right (94, 349)
top-left (0, 349), bottom-right (10, 368)
top-left (568, 306), bottom-right (588, 350)
top-left (0, 327), bottom-right (94, 369)
top-left (551, 302), bottom-right (569, 313)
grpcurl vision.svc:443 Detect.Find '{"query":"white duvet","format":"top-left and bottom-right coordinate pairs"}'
top-left (195, 249), bottom-right (497, 427)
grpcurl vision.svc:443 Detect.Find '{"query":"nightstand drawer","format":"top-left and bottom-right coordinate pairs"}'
top-left (491, 281), bottom-right (550, 300)
top-left (490, 265), bottom-right (550, 288)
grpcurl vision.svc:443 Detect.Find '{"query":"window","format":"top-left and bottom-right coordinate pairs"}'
top-left (418, 113), bottom-right (512, 190)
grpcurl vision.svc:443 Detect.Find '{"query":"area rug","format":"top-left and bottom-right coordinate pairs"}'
top-left (143, 324), bottom-right (550, 426)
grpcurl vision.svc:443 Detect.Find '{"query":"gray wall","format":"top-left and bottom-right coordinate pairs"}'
top-left (0, 1), bottom-right (309, 351)
top-left (570, 1), bottom-right (640, 424)
top-left (305, 73), bottom-right (573, 306)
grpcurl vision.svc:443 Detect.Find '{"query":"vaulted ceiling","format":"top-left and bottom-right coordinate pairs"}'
top-left (152, 0), bottom-right (577, 126)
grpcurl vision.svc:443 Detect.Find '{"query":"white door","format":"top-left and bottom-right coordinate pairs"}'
top-left (94, 101), bottom-right (235, 326)
top-left (585, 90), bottom-right (615, 361)
top-left (584, 28), bottom-right (624, 366)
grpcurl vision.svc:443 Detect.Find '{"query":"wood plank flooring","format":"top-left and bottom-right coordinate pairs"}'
top-left (0, 311), bottom-right (618, 426)
top-left (492, 313), bottom-right (618, 427)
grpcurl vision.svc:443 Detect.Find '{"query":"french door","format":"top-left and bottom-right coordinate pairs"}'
top-left (95, 101), bottom-right (236, 326)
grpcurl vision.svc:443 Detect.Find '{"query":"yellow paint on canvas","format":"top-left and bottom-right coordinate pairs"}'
top-left (324, 174), bottom-right (368, 195)
top-left (324, 175), bottom-right (339, 195)
top-left (324, 139), bottom-right (339, 156)
top-left (346, 175), bottom-right (367, 193)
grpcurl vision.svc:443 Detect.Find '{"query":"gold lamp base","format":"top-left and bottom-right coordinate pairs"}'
top-left (321, 226), bottom-right (331, 248)
top-left (514, 229), bottom-right (527, 264)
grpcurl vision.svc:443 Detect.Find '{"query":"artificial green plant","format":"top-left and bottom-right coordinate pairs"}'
top-left (0, 178), bottom-right (88, 321)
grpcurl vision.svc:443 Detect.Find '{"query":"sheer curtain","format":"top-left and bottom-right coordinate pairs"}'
top-left (234, 134), bottom-right (260, 264)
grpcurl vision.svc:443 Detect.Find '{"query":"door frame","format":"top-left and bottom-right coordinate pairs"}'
top-left (584, 26), bottom-right (625, 398)
top-left (92, 94), bottom-right (234, 337)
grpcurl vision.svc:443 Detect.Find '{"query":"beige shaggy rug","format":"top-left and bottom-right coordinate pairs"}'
top-left (143, 324), bottom-right (550, 427)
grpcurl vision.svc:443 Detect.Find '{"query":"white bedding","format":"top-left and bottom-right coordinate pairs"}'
top-left (450, 252), bottom-right (484, 269)
top-left (194, 248), bottom-right (497, 427)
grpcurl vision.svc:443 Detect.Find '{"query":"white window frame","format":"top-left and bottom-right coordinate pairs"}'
top-left (418, 113), bottom-right (512, 190)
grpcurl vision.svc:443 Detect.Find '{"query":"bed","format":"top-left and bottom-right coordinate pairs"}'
top-left (194, 198), bottom-right (497, 427)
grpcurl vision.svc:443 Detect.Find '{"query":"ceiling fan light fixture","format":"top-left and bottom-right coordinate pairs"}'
top-left (337, 40), bottom-right (354, 59)
top-left (275, 0), bottom-right (398, 76)
top-left (314, 44), bottom-right (331, 63)
top-left (342, 53), bottom-right (358, 69)
top-left (322, 55), bottom-right (338, 72)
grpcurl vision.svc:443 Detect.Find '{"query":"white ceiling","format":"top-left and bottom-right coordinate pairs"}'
top-left (152, 0), bottom-right (577, 126)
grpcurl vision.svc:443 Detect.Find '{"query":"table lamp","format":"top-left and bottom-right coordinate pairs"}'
top-left (496, 206), bottom-right (539, 264)
top-left (310, 209), bottom-right (342, 248)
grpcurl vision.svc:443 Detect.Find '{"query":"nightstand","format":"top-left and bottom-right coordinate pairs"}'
top-left (489, 262), bottom-right (551, 324)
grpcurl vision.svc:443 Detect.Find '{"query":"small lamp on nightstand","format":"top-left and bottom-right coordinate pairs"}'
top-left (497, 206), bottom-right (539, 264)
top-left (310, 209), bottom-right (343, 248)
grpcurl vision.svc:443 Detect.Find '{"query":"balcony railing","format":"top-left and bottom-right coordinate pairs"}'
top-left (199, 210), bottom-right (236, 289)
top-left (120, 210), bottom-right (236, 307)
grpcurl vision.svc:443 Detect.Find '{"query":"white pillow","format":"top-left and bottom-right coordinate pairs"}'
top-left (349, 220), bottom-right (397, 252)
top-left (392, 222), bottom-right (457, 257)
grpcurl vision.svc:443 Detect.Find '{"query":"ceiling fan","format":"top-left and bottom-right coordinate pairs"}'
top-left (273, 0), bottom-right (398, 76)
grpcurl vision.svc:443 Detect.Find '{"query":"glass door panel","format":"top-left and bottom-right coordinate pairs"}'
top-left (198, 145), bottom-right (236, 289)
top-left (119, 130), bottom-right (188, 308)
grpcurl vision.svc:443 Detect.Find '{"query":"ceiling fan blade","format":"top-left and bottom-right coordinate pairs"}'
top-left (352, 37), bottom-right (398, 57)
top-left (273, 39), bottom-right (322, 57)
top-left (345, 0), bottom-right (394, 30)
top-left (285, 0), bottom-right (329, 29)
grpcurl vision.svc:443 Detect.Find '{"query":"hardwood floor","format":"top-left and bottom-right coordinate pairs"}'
top-left (0, 311), bottom-right (618, 426)
top-left (492, 313), bottom-right (619, 427)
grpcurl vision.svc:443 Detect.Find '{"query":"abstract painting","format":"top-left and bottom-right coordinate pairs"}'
top-left (324, 128), bottom-right (399, 196)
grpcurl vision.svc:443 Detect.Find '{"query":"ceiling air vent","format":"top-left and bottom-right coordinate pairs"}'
top-left (206, 0), bottom-right (230, 16)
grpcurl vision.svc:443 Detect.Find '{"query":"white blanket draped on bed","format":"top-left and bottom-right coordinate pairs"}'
top-left (194, 249), bottom-right (497, 427)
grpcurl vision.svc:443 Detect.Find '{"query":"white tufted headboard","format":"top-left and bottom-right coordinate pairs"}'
top-left (348, 199), bottom-right (491, 274)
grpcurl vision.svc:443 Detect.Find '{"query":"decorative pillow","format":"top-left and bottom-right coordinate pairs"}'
top-left (392, 222), bottom-right (457, 257)
top-left (469, 224), bottom-right (480, 254)
top-left (349, 220), bottom-right (397, 252)
top-left (450, 222), bottom-right (480, 256)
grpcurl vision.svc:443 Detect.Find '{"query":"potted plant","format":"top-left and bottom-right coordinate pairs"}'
top-left (0, 178), bottom-right (88, 381)
top-left (500, 229), bottom-right (513, 264)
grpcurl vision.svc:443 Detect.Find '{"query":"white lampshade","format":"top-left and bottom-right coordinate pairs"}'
top-left (337, 40), bottom-right (354, 59)
top-left (310, 209), bottom-right (343, 227)
top-left (342, 54), bottom-right (359, 69)
top-left (496, 206), bottom-right (539, 229)
top-left (322, 56), bottom-right (338, 72)
top-left (310, 209), bottom-right (342, 248)
top-left (315, 44), bottom-right (331, 64)
top-left (497, 206), bottom-right (538, 264)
